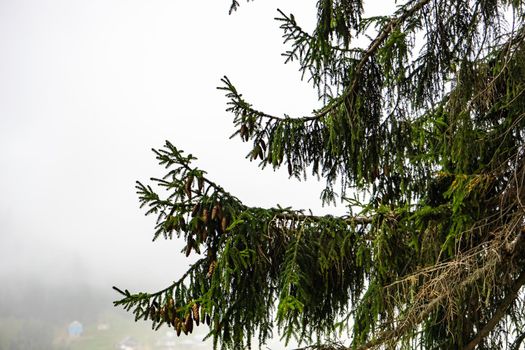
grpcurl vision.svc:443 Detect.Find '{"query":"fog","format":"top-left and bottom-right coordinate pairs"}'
top-left (0, 1), bottom-right (391, 348)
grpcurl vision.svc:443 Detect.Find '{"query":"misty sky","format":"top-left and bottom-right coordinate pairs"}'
top-left (0, 0), bottom-right (391, 337)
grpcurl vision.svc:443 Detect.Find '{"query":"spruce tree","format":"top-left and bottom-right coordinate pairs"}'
top-left (114, 1), bottom-right (525, 349)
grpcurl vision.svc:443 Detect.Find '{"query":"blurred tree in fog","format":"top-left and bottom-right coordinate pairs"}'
top-left (0, 319), bottom-right (53, 350)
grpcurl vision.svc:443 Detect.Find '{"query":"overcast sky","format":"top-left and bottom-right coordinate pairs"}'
top-left (0, 0), bottom-right (391, 346)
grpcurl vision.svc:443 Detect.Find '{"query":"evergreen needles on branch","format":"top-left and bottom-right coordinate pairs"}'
top-left (115, 1), bottom-right (525, 349)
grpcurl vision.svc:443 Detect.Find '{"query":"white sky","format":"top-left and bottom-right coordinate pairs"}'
top-left (0, 0), bottom-right (391, 347)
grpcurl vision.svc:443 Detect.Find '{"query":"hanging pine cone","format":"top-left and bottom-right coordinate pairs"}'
top-left (184, 176), bottom-right (193, 199)
top-left (175, 317), bottom-right (182, 336)
top-left (207, 260), bottom-right (217, 278)
top-left (191, 203), bottom-right (200, 217)
top-left (185, 240), bottom-right (193, 257)
top-left (198, 176), bottom-right (205, 193)
top-left (211, 203), bottom-right (220, 220)
top-left (184, 312), bottom-right (193, 334)
top-left (221, 216), bottom-right (228, 232)
top-left (192, 303), bottom-right (200, 326)
top-left (202, 208), bottom-right (209, 224)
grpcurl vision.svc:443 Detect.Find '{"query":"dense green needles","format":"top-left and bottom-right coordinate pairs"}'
top-left (114, 1), bottom-right (525, 349)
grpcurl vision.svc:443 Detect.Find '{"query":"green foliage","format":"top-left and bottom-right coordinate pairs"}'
top-left (116, 1), bottom-right (525, 349)
top-left (115, 142), bottom-right (375, 349)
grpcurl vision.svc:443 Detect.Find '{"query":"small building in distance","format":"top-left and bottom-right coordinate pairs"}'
top-left (67, 321), bottom-right (83, 337)
top-left (97, 323), bottom-right (110, 331)
top-left (155, 331), bottom-right (177, 350)
top-left (116, 336), bottom-right (139, 350)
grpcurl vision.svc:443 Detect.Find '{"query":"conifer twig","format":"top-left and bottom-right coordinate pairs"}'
top-left (464, 270), bottom-right (525, 350)
top-left (225, 0), bottom-right (431, 123)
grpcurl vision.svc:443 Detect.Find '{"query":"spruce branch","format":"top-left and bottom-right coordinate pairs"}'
top-left (116, 142), bottom-right (380, 347)
top-left (222, 0), bottom-right (432, 123)
top-left (275, 212), bottom-right (372, 225)
top-left (354, 221), bottom-right (525, 349)
top-left (228, 0), bottom-right (253, 15)
top-left (464, 270), bottom-right (525, 350)
top-left (118, 1), bottom-right (525, 349)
